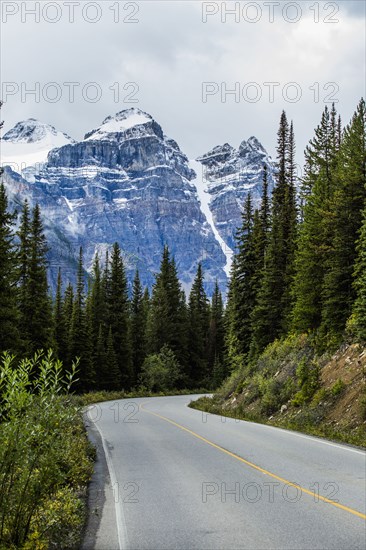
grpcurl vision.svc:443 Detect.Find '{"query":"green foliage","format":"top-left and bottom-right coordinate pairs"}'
top-left (0, 351), bottom-right (93, 549)
top-left (292, 359), bottom-right (320, 406)
top-left (353, 204), bottom-right (366, 341)
top-left (105, 243), bottom-right (132, 389)
top-left (139, 345), bottom-right (182, 392)
top-left (331, 379), bottom-right (346, 396)
top-left (251, 111), bottom-right (298, 355)
top-left (188, 263), bottom-right (210, 386)
top-left (0, 183), bottom-right (19, 352)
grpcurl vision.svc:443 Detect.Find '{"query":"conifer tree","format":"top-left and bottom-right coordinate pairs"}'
top-left (94, 324), bottom-right (106, 387)
top-left (105, 243), bottom-right (132, 388)
top-left (251, 112), bottom-right (296, 354)
top-left (292, 105), bottom-right (340, 333)
top-left (353, 204), bottom-right (366, 341)
top-left (321, 99), bottom-right (366, 340)
top-left (89, 254), bottom-right (103, 334)
top-left (130, 270), bottom-right (148, 386)
top-left (226, 193), bottom-right (256, 363)
top-left (188, 263), bottom-right (210, 386)
top-left (208, 281), bottom-right (225, 384)
top-left (147, 246), bottom-right (188, 371)
top-left (69, 248), bottom-right (94, 389)
top-left (53, 268), bottom-right (67, 362)
top-left (104, 325), bottom-right (122, 390)
top-left (17, 200), bottom-right (31, 343)
top-left (0, 183), bottom-right (19, 352)
top-left (19, 204), bottom-right (53, 353)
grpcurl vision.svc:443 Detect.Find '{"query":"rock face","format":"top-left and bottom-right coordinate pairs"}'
top-left (196, 137), bottom-right (276, 251)
top-left (1, 109), bottom-right (276, 296)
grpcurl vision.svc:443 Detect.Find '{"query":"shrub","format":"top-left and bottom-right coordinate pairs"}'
top-left (330, 379), bottom-right (346, 396)
top-left (139, 345), bottom-right (181, 392)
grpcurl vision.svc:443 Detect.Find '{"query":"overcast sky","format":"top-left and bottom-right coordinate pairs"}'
top-left (1, 1), bottom-right (365, 166)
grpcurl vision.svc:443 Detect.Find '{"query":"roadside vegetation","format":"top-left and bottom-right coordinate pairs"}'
top-left (0, 351), bottom-right (94, 550)
top-left (190, 335), bottom-right (366, 448)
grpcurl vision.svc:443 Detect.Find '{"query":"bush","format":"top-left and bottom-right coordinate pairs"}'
top-left (331, 379), bottom-right (346, 396)
top-left (0, 351), bottom-right (93, 549)
top-left (139, 345), bottom-right (182, 392)
top-left (292, 358), bottom-right (320, 406)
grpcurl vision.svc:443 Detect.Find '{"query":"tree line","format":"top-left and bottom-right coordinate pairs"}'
top-left (0, 99), bottom-right (365, 392)
top-left (226, 98), bottom-right (366, 371)
top-left (0, 187), bottom-right (225, 390)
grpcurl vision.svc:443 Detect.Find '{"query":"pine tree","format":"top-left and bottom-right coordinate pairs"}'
top-left (251, 112), bottom-right (296, 354)
top-left (105, 243), bottom-right (132, 389)
top-left (208, 281), bottom-right (225, 385)
top-left (130, 270), bottom-right (148, 386)
top-left (94, 323), bottom-right (106, 387)
top-left (0, 183), bottom-right (19, 352)
top-left (69, 248), bottom-right (94, 390)
top-left (188, 263), bottom-right (210, 386)
top-left (62, 282), bottom-right (74, 366)
top-left (321, 99), bottom-right (366, 340)
top-left (353, 204), bottom-right (366, 341)
top-left (17, 200), bottom-right (31, 343)
top-left (103, 326), bottom-right (122, 390)
top-left (226, 193), bottom-right (257, 363)
top-left (89, 254), bottom-right (106, 341)
top-left (53, 268), bottom-right (67, 362)
top-left (147, 246), bottom-right (188, 371)
top-left (19, 204), bottom-right (53, 353)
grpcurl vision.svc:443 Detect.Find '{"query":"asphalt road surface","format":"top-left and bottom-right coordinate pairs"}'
top-left (83, 395), bottom-right (366, 550)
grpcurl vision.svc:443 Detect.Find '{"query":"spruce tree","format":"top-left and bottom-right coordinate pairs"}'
top-left (292, 105), bottom-right (340, 333)
top-left (19, 204), bottom-right (53, 353)
top-left (353, 204), bottom-right (366, 341)
top-left (0, 183), bottom-right (19, 352)
top-left (104, 326), bottom-right (122, 390)
top-left (130, 270), bottom-right (148, 386)
top-left (226, 193), bottom-right (256, 363)
top-left (251, 112), bottom-right (296, 354)
top-left (321, 99), bottom-right (366, 340)
top-left (69, 248), bottom-right (94, 390)
top-left (208, 281), bottom-right (225, 385)
top-left (53, 268), bottom-right (67, 362)
top-left (105, 243), bottom-right (132, 389)
top-left (147, 246), bottom-right (188, 371)
top-left (62, 282), bottom-right (74, 366)
top-left (188, 263), bottom-right (210, 386)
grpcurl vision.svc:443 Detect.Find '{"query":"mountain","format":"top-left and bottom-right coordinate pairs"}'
top-left (1, 118), bottom-right (74, 175)
top-left (1, 109), bottom-right (276, 296)
top-left (195, 137), bottom-right (276, 252)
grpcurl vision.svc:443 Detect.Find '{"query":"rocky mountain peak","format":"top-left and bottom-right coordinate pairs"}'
top-left (2, 118), bottom-right (73, 145)
top-left (83, 108), bottom-right (158, 142)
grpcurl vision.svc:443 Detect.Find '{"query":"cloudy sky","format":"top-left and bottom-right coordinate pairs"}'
top-left (1, 1), bottom-right (365, 166)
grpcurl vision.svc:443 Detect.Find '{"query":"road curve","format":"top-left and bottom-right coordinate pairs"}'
top-left (83, 394), bottom-right (366, 550)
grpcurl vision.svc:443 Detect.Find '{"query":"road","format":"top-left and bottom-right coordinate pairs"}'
top-left (82, 395), bottom-right (366, 550)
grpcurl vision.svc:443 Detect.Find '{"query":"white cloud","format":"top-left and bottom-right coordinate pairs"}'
top-left (1, 1), bottom-right (365, 165)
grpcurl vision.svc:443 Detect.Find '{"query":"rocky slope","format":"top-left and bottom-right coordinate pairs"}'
top-left (195, 137), bottom-right (276, 251)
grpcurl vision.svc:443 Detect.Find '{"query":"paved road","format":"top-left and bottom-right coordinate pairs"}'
top-left (83, 395), bottom-right (366, 550)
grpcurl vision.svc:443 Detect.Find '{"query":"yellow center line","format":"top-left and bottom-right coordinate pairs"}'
top-left (140, 403), bottom-right (366, 521)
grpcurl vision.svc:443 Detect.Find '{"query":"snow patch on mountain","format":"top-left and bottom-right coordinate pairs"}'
top-left (84, 108), bottom-right (152, 141)
top-left (191, 159), bottom-right (233, 276)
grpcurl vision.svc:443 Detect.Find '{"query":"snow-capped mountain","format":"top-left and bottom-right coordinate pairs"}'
top-left (195, 137), bottom-right (276, 252)
top-left (1, 119), bottom-right (74, 174)
top-left (1, 109), bottom-right (276, 295)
